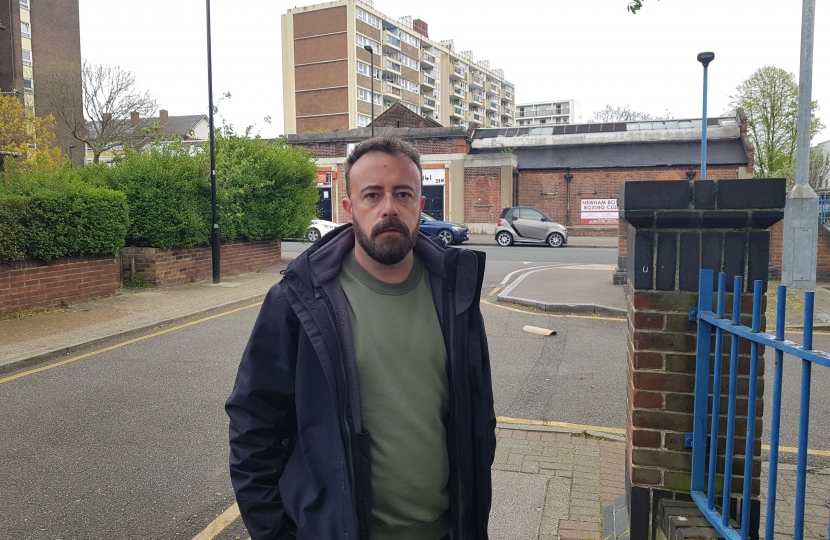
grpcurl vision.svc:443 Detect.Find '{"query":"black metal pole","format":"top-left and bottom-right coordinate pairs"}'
top-left (206, 0), bottom-right (220, 283)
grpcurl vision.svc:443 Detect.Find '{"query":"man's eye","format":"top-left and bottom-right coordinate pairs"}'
top-left (366, 193), bottom-right (379, 199)
top-left (398, 192), bottom-right (412, 198)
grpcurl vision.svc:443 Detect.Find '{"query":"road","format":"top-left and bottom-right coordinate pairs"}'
top-left (1, 242), bottom-right (829, 538)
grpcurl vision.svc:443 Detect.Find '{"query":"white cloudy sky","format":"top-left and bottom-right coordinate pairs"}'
top-left (79, 0), bottom-right (829, 143)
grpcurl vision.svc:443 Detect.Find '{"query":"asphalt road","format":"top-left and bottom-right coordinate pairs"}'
top-left (2, 243), bottom-right (829, 538)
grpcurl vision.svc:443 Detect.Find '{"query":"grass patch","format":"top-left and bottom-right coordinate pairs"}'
top-left (123, 274), bottom-right (155, 288)
top-left (0, 304), bottom-right (67, 320)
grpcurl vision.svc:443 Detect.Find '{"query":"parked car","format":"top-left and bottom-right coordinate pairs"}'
top-left (419, 213), bottom-right (469, 245)
top-left (494, 207), bottom-right (568, 247)
top-left (307, 218), bottom-right (339, 242)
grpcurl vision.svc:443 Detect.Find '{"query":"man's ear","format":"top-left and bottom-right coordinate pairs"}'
top-left (343, 197), bottom-right (353, 219)
top-left (419, 196), bottom-right (426, 212)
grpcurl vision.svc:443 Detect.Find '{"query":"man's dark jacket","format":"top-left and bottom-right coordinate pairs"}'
top-left (225, 225), bottom-right (496, 540)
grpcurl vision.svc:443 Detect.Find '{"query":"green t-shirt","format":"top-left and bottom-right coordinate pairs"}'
top-left (339, 250), bottom-right (450, 540)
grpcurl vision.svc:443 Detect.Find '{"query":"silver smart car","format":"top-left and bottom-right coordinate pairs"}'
top-left (494, 206), bottom-right (568, 247)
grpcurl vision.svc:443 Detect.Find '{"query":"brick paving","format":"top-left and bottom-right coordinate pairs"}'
top-left (494, 426), bottom-right (626, 540)
top-left (759, 462), bottom-right (830, 540)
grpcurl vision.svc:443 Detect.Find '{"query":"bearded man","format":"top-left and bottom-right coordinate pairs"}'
top-left (226, 136), bottom-right (495, 540)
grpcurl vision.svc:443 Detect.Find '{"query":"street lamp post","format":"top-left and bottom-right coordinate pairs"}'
top-left (363, 44), bottom-right (375, 137)
top-left (206, 0), bottom-right (220, 284)
top-left (696, 52), bottom-right (715, 179)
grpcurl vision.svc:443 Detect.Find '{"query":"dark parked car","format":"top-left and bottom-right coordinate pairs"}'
top-left (419, 213), bottom-right (468, 245)
top-left (494, 207), bottom-right (568, 247)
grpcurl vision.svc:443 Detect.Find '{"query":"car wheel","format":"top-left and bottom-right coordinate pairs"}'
top-left (307, 228), bottom-right (321, 242)
top-left (437, 229), bottom-right (454, 246)
top-left (547, 233), bottom-right (564, 247)
top-left (496, 231), bottom-right (514, 246)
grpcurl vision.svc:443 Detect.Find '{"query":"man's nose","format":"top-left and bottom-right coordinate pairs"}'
top-left (380, 193), bottom-right (398, 216)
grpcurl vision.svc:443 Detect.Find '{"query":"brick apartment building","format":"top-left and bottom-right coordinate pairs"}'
top-left (0, 0), bottom-right (83, 164)
top-left (281, 0), bottom-right (516, 134)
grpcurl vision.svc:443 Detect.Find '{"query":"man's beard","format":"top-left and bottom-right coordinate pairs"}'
top-left (353, 217), bottom-right (418, 265)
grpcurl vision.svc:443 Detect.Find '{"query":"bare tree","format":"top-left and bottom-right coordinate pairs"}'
top-left (590, 104), bottom-right (674, 123)
top-left (48, 61), bottom-right (157, 164)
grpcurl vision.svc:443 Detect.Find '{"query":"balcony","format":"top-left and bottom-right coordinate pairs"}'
top-left (385, 60), bottom-right (401, 73)
top-left (422, 51), bottom-right (436, 66)
top-left (385, 33), bottom-right (401, 49)
top-left (451, 107), bottom-right (465, 118)
top-left (473, 113), bottom-right (482, 122)
top-left (422, 97), bottom-right (436, 109)
top-left (517, 108), bottom-right (570, 118)
top-left (453, 66), bottom-right (467, 78)
top-left (471, 77), bottom-right (484, 89)
top-left (489, 83), bottom-right (500, 93)
top-left (490, 101), bottom-right (499, 110)
top-left (422, 74), bottom-right (436, 88)
top-left (454, 87), bottom-right (466, 98)
top-left (386, 85), bottom-right (402, 97)
top-left (472, 94), bottom-right (483, 104)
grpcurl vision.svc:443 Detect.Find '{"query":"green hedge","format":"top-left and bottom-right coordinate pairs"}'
top-left (105, 145), bottom-right (211, 249)
top-left (0, 195), bottom-right (30, 263)
top-left (0, 169), bottom-right (129, 263)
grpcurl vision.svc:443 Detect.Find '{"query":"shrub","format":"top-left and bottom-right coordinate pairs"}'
top-left (0, 194), bottom-right (30, 263)
top-left (105, 145), bottom-right (211, 249)
top-left (213, 133), bottom-right (319, 242)
top-left (0, 169), bottom-right (129, 262)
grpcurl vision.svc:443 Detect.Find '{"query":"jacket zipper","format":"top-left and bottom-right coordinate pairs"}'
top-left (315, 288), bottom-right (361, 540)
top-left (447, 284), bottom-right (464, 540)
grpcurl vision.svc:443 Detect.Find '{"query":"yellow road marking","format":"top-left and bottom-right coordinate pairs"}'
top-left (488, 287), bottom-right (501, 297)
top-left (481, 298), bottom-right (626, 322)
top-left (191, 503), bottom-right (240, 540)
top-left (498, 415), bottom-right (626, 435)
top-left (0, 302), bottom-right (262, 385)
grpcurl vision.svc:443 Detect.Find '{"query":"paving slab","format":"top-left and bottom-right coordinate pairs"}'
top-left (489, 471), bottom-right (548, 540)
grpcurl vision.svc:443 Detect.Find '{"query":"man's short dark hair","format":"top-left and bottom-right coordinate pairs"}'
top-left (344, 136), bottom-right (422, 197)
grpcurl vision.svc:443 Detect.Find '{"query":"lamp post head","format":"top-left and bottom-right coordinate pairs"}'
top-left (697, 52), bottom-right (715, 67)
top-left (363, 45), bottom-right (374, 53)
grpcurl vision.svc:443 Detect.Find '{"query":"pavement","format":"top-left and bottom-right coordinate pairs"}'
top-left (3, 236), bottom-right (830, 540)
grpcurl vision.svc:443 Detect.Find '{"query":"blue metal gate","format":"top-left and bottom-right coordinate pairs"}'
top-left (689, 269), bottom-right (830, 540)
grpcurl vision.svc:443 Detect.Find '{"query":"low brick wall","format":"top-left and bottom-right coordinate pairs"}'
top-left (567, 226), bottom-right (617, 237)
top-left (122, 240), bottom-right (281, 287)
top-left (0, 255), bottom-right (121, 316)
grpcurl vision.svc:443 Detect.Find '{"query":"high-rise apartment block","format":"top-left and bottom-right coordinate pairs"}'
top-left (515, 100), bottom-right (582, 126)
top-left (281, 0), bottom-right (516, 134)
top-left (0, 0), bottom-right (83, 161)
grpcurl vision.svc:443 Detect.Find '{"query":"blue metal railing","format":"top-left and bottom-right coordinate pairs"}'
top-left (820, 193), bottom-right (830, 225)
top-left (690, 269), bottom-right (830, 540)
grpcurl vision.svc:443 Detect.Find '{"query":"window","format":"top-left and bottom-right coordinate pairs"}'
top-left (400, 54), bottom-right (418, 71)
top-left (385, 59), bottom-right (401, 72)
top-left (357, 61), bottom-right (380, 80)
top-left (23, 78), bottom-right (34, 93)
top-left (518, 208), bottom-right (543, 221)
top-left (356, 7), bottom-right (380, 29)
top-left (21, 21), bottom-right (31, 38)
top-left (386, 34), bottom-right (401, 48)
top-left (403, 102), bottom-right (419, 114)
top-left (356, 34), bottom-right (380, 55)
top-left (401, 79), bottom-right (419, 94)
top-left (357, 88), bottom-right (381, 105)
top-left (358, 114), bottom-right (372, 127)
top-left (20, 0), bottom-right (30, 8)
top-left (22, 49), bottom-right (32, 66)
top-left (399, 31), bottom-right (419, 48)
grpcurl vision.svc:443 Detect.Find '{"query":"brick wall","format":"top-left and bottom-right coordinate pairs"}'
top-left (465, 167), bottom-right (502, 224)
top-left (122, 240), bottom-right (281, 287)
top-left (0, 255), bottom-right (120, 316)
top-left (297, 115), bottom-right (350, 133)
top-left (293, 6), bottom-right (346, 38)
top-left (768, 220), bottom-right (830, 282)
top-left (519, 166), bottom-right (741, 232)
top-left (296, 88), bottom-right (348, 117)
top-left (373, 104), bottom-right (439, 129)
top-left (621, 178), bottom-right (785, 540)
top-left (295, 60), bottom-right (348, 91)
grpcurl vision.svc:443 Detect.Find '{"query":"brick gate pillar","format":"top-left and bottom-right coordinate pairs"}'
top-left (620, 178), bottom-right (785, 540)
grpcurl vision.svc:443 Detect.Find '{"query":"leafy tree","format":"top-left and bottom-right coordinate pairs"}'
top-left (590, 104), bottom-right (674, 122)
top-left (0, 95), bottom-right (67, 172)
top-left (46, 61), bottom-right (158, 164)
top-left (771, 147), bottom-right (830, 192)
top-left (726, 66), bottom-right (824, 177)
